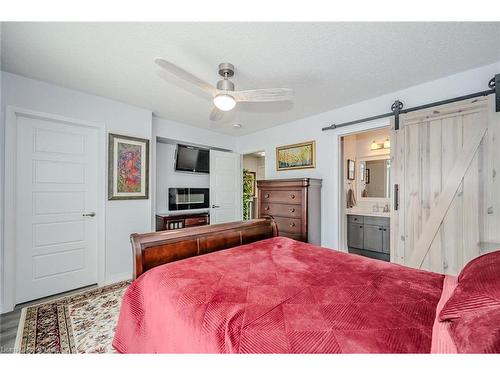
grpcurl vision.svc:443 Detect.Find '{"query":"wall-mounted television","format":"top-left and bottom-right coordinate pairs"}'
top-left (175, 144), bottom-right (209, 173)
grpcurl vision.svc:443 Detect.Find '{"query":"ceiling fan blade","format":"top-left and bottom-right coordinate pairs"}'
top-left (209, 107), bottom-right (224, 121)
top-left (233, 88), bottom-right (294, 102)
top-left (155, 57), bottom-right (217, 96)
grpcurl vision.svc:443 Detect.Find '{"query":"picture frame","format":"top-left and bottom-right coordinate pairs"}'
top-left (108, 133), bottom-right (150, 200)
top-left (276, 140), bottom-right (316, 171)
top-left (248, 171), bottom-right (257, 196)
top-left (347, 159), bottom-right (355, 180)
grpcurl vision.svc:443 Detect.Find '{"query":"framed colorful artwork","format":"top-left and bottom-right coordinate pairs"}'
top-left (108, 133), bottom-right (149, 200)
top-left (276, 140), bottom-right (316, 171)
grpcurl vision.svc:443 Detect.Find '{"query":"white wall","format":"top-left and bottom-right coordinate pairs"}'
top-left (0, 23), bottom-right (4, 312)
top-left (155, 142), bottom-right (210, 214)
top-left (1, 72), bottom-right (153, 311)
top-left (154, 117), bottom-right (237, 151)
top-left (237, 61), bottom-right (500, 250)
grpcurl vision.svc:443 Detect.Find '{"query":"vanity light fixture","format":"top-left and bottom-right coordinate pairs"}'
top-left (383, 138), bottom-right (391, 149)
top-left (370, 140), bottom-right (382, 150)
top-left (370, 138), bottom-right (391, 150)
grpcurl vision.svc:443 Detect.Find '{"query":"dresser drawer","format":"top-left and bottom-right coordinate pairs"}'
top-left (348, 215), bottom-right (364, 224)
top-left (279, 231), bottom-right (305, 242)
top-left (185, 216), bottom-right (209, 227)
top-left (273, 216), bottom-right (302, 234)
top-left (260, 203), bottom-right (301, 218)
top-left (363, 216), bottom-right (389, 227)
top-left (261, 190), bottom-right (302, 204)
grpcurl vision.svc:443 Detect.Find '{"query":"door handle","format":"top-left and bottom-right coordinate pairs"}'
top-left (82, 212), bottom-right (96, 217)
top-left (211, 205), bottom-right (220, 208)
top-left (394, 184), bottom-right (399, 211)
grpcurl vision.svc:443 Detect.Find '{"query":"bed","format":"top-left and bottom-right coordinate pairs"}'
top-left (113, 218), bottom-right (500, 354)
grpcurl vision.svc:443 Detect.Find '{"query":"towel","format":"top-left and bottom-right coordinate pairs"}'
top-left (346, 188), bottom-right (356, 208)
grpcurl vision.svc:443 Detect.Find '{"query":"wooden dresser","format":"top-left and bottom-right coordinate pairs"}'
top-left (256, 178), bottom-right (321, 244)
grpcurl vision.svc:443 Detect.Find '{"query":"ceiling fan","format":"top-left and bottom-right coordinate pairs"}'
top-left (154, 58), bottom-right (294, 121)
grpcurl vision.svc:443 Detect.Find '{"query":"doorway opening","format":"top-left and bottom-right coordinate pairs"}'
top-left (242, 151), bottom-right (266, 220)
top-left (339, 126), bottom-right (392, 262)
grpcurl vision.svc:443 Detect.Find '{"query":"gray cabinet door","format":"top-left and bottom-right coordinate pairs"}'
top-left (382, 226), bottom-right (390, 253)
top-left (348, 223), bottom-right (364, 249)
top-left (363, 225), bottom-right (383, 252)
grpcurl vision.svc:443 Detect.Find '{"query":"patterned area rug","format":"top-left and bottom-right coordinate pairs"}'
top-left (15, 281), bottom-right (129, 353)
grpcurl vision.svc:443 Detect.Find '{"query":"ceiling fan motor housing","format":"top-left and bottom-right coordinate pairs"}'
top-left (217, 78), bottom-right (235, 91)
top-left (218, 62), bottom-right (234, 78)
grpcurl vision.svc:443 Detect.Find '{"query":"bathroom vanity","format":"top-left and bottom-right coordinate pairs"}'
top-left (347, 213), bottom-right (390, 261)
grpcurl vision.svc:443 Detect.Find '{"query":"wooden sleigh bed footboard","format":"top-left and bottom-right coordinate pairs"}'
top-left (130, 217), bottom-right (279, 280)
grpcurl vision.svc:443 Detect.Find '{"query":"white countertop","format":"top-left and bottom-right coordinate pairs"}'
top-left (346, 210), bottom-right (390, 218)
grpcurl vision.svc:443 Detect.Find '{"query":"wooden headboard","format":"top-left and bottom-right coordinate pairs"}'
top-left (130, 217), bottom-right (278, 280)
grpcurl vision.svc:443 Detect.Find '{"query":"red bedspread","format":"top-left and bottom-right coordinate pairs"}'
top-left (113, 237), bottom-right (444, 353)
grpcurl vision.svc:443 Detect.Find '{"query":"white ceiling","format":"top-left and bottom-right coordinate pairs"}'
top-left (2, 22), bottom-right (500, 135)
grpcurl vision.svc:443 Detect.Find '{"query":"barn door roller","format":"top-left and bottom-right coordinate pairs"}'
top-left (322, 74), bottom-right (499, 132)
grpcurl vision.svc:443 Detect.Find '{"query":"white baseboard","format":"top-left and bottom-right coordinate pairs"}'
top-left (103, 272), bottom-right (131, 286)
top-left (0, 302), bottom-right (15, 314)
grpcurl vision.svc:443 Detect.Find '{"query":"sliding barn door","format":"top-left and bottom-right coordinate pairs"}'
top-left (391, 97), bottom-right (500, 274)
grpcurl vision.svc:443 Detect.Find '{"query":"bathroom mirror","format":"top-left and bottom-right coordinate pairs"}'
top-left (358, 156), bottom-right (390, 199)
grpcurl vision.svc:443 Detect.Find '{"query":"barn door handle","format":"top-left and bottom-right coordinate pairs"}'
top-left (393, 184), bottom-right (399, 211)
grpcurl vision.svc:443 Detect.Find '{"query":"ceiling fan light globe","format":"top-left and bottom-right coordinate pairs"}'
top-left (213, 94), bottom-right (236, 111)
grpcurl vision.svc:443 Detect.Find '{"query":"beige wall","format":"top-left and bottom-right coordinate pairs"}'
top-left (243, 155), bottom-right (265, 180)
top-left (342, 128), bottom-right (390, 213)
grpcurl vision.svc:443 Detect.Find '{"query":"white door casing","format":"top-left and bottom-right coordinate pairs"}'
top-left (4, 108), bottom-right (104, 307)
top-left (209, 150), bottom-right (242, 224)
top-left (391, 97), bottom-right (500, 274)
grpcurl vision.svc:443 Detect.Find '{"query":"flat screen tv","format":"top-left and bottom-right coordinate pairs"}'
top-left (175, 144), bottom-right (209, 173)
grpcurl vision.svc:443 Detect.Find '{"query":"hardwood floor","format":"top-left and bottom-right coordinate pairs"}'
top-left (0, 309), bottom-right (21, 353)
top-left (0, 284), bottom-right (98, 353)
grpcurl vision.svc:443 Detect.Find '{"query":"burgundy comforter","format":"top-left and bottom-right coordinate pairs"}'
top-left (113, 237), bottom-right (444, 353)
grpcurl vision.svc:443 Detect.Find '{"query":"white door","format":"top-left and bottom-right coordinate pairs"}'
top-left (209, 150), bottom-right (242, 224)
top-left (391, 96), bottom-right (500, 274)
top-left (15, 115), bottom-right (100, 304)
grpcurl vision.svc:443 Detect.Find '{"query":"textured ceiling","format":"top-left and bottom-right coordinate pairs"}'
top-left (2, 22), bottom-right (500, 135)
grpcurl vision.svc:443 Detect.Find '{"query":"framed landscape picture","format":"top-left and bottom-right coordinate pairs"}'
top-left (276, 140), bottom-right (316, 171)
top-left (108, 133), bottom-right (149, 200)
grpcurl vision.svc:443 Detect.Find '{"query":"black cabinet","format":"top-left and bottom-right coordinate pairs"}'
top-left (347, 215), bottom-right (390, 261)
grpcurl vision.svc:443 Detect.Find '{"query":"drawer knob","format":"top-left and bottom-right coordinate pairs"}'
top-left (289, 208), bottom-right (295, 213)
top-left (290, 194), bottom-right (295, 199)
top-left (264, 206), bottom-right (270, 211)
top-left (289, 222), bottom-right (296, 227)
top-left (264, 193), bottom-right (270, 198)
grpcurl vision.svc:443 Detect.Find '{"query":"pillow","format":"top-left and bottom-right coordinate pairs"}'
top-left (439, 250), bottom-right (500, 321)
top-left (448, 306), bottom-right (500, 353)
top-left (438, 250), bottom-right (500, 353)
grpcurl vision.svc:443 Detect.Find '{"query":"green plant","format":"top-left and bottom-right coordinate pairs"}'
top-left (242, 169), bottom-right (254, 220)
